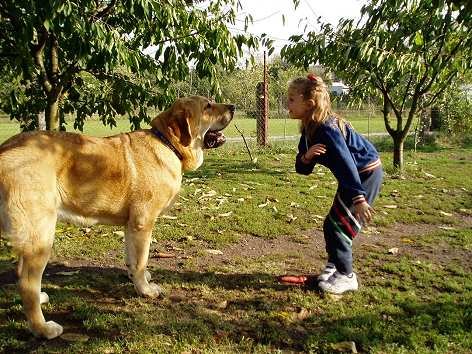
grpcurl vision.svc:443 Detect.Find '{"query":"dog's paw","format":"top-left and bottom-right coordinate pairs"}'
top-left (39, 292), bottom-right (49, 305)
top-left (136, 282), bottom-right (164, 298)
top-left (31, 321), bottom-right (63, 339)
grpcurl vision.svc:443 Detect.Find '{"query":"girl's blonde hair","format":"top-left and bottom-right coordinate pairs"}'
top-left (289, 74), bottom-right (347, 141)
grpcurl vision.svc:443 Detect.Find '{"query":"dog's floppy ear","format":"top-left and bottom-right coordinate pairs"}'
top-left (169, 107), bottom-right (192, 147)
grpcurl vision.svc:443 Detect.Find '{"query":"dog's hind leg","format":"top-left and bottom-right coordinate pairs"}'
top-left (17, 213), bottom-right (62, 339)
top-left (125, 211), bottom-right (163, 298)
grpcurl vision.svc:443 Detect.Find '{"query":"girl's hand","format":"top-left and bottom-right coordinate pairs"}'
top-left (301, 144), bottom-right (326, 163)
top-left (354, 201), bottom-right (375, 225)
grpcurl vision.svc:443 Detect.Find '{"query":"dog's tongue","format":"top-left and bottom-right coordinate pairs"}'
top-left (204, 131), bottom-right (226, 149)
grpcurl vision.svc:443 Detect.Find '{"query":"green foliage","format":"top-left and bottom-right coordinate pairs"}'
top-left (281, 0), bottom-right (472, 169)
top-left (0, 0), bottom-right (258, 130)
top-left (437, 83), bottom-right (472, 136)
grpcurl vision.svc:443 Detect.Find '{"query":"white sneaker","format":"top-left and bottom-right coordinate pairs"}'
top-left (319, 271), bottom-right (358, 294)
top-left (317, 262), bottom-right (337, 282)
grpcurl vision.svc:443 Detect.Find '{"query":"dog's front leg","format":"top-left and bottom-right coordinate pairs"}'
top-left (125, 215), bottom-right (163, 298)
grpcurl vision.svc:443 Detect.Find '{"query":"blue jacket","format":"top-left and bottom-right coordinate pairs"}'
top-left (295, 117), bottom-right (380, 204)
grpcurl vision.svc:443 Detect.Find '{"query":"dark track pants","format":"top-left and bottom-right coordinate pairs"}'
top-left (323, 167), bottom-right (383, 275)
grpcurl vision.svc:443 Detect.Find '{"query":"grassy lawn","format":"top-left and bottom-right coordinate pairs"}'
top-left (0, 133), bottom-right (471, 353)
top-left (0, 110), bottom-right (386, 143)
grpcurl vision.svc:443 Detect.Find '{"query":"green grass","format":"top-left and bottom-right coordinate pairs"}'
top-left (0, 111), bottom-right (386, 143)
top-left (0, 134), bottom-right (471, 353)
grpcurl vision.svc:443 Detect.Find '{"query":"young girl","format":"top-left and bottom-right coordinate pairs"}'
top-left (286, 74), bottom-right (383, 294)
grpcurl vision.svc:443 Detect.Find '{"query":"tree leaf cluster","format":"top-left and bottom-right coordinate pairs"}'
top-left (0, 0), bottom-right (258, 130)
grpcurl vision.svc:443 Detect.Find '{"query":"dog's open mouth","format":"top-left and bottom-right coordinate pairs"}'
top-left (203, 130), bottom-right (226, 149)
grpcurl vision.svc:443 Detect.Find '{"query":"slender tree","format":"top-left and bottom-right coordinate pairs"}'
top-left (0, 0), bottom-right (257, 131)
top-left (282, 0), bottom-right (472, 170)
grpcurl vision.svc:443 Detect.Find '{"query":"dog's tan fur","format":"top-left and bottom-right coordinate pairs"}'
top-left (0, 96), bottom-right (234, 339)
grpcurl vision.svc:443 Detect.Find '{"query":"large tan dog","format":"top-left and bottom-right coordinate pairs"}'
top-left (0, 96), bottom-right (234, 339)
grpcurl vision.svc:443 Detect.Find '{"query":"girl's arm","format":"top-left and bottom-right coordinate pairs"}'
top-left (321, 126), bottom-right (367, 204)
top-left (295, 134), bottom-right (316, 175)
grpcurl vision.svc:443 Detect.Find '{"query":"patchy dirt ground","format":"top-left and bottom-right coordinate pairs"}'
top-left (3, 217), bottom-right (465, 286)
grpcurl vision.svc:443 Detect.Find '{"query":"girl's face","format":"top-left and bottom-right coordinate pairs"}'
top-left (287, 88), bottom-right (312, 120)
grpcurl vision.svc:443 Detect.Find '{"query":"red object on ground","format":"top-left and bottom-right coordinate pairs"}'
top-left (277, 275), bottom-right (308, 285)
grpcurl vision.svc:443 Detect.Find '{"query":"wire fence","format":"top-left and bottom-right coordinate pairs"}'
top-left (0, 61), bottom-right (389, 145)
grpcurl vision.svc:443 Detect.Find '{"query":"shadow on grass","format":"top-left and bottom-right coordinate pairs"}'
top-left (1, 263), bottom-right (471, 352)
top-left (185, 159), bottom-right (286, 180)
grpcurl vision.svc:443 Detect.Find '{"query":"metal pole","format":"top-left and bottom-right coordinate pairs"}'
top-left (262, 51), bottom-right (268, 146)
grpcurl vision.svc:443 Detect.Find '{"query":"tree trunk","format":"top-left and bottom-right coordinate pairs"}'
top-left (45, 98), bottom-right (60, 131)
top-left (393, 136), bottom-right (404, 171)
top-left (37, 111), bottom-right (46, 130)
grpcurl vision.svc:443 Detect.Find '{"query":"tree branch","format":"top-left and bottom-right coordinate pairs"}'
top-left (400, 74), bottom-right (413, 114)
top-left (32, 26), bottom-right (53, 93)
top-left (94, 0), bottom-right (117, 19)
top-left (424, 70), bottom-right (458, 107)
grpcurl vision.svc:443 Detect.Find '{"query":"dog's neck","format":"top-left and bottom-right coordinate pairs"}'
top-left (150, 127), bottom-right (183, 161)
top-left (150, 113), bottom-right (203, 172)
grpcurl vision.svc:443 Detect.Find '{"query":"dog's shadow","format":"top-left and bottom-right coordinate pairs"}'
top-left (0, 262), bottom-right (321, 352)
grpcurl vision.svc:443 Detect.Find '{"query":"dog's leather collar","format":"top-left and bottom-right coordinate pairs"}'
top-left (151, 128), bottom-right (183, 161)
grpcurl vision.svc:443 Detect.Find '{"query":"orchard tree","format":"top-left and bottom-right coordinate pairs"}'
top-left (281, 0), bottom-right (472, 170)
top-left (0, 0), bottom-right (257, 131)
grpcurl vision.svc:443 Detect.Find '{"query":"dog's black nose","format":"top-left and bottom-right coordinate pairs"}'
top-left (227, 104), bottom-right (235, 113)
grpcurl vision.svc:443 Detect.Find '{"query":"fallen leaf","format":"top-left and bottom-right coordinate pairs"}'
top-left (423, 172), bottom-right (436, 178)
top-left (383, 205), bottom-right (398, 209)
top-left (438, 226), bottom-right (456, 230)
top-left (439, 211), bottom-right (452, 217)
top-left (169, 246), bottom-right (183, 251)
top-left (113, 230), bottom-right (125, 237)
top-left (286, 214), bottom-right (297, 223)
top-left (388, 247), bottom-right (399, 255)
top-left (218, 211), bottom-right (233, 217)
top-left (295, 307), bottom-right (311, 321)
top-left (201, 190), bottom-right (217, 198)
top-left (401, 238), bottom-right (414, 244)
top-left (258, 202), bottom-right (269, 208)
top-left (154, 252), bottom-right (175, 258)
top-left (206, 249), bottom-right (223, 255)
top-left (214, 300), bottom-right (228, 309)
top-left (331, 341), bottom-right (358, 353)
top-left (160, 215), bottom-right (177, 220)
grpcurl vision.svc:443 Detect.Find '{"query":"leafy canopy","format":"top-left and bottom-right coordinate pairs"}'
top-left (0, 0), bottom-right (258, 130)
top-left (281, 0), bottom-right (471, 168)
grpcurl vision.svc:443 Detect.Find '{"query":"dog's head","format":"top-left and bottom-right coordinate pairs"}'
top-left (151, 96), bottom-right (235, 171)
